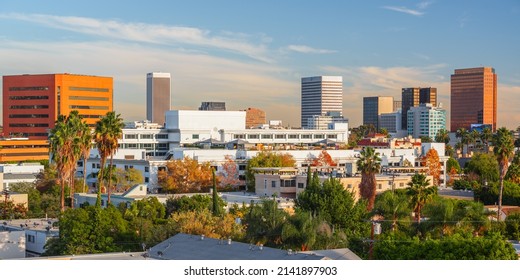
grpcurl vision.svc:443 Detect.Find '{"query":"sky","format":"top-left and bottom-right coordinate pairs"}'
top-left (1, 0), bottom-right (519, 129)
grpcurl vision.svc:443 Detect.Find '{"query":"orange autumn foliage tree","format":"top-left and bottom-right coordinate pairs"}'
top-left (218, 155), bottom-right (242, 188)
top-left (157, 156), bottom-right (213, 193)
top-left (423, 148), bottom-right (441, 186)
top-left (311, 150), bottom-right (337, 167)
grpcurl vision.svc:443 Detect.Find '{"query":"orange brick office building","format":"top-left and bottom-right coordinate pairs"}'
top-left (3, 73), bottom-right (113, 140)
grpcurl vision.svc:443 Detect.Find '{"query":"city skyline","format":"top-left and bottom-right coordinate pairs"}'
top-left (0, 1), bottom-right (519, 129)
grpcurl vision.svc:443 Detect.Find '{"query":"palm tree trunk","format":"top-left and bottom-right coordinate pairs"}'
top-left (107, 155), bottom-right (114, 205)
top-left (83, 157), bottom-right (88, 192)
top-left (96, 157), bottom-right (105, 207)
top-left (498, 176), bottom-right (504, 221)
top-left (60, 176), bottom-right (65, 212)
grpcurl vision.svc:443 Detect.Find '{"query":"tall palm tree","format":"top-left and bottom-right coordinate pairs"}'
top-left (94, 111), bottom-right (124, 206)
top-left (493, 127), bottom-right (515, 221)
top-left (49, 111), bottom-right (84, 211)
top-left (79, 121), bottom-right (93, 192)
top-left (470, 129), bottom-right (480, 153)
top-left (456, 128), bottom-right (469, 157)
top-left (65, 111), bottom-right (85, 208)
top-left (480, 127), bottom-right (493, 153)
top-left (407, 173), bottom-right (437, 223)
top-left (356, 147), bottom-right (381, 211)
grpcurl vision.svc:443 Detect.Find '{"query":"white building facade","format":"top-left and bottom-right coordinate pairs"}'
top-left (301, 76), bottom-right (343, 128)
top-left (407, 103), bottom-right (447, 139)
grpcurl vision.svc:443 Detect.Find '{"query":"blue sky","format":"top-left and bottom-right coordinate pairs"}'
top-left (1, 0), bottom-right (519, 128)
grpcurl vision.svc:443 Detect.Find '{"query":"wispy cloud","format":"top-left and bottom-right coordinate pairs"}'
top-left (286, 45), bottom-right (336, 54)
top-left (0, 13), bottom-right (274, 63)
top-left (417, 1), bottom-right (434, 10)
top-left (382, 6), bottom-right (424, 16)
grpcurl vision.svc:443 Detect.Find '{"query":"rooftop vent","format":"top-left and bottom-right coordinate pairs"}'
top-left (200, 234), bottom-right (205, 240)
top-left (259, 244), bottom-right (263, 251)
top-left (227, 238), bottom-right (232, 245)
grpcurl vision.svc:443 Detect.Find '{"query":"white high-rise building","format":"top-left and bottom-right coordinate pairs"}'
top-left (301, 76), bottom-right (343, 128)
top-left (146, 72), bottom-right (171, 126)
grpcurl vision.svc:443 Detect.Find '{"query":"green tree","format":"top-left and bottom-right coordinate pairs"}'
top-left (243, 199), bottom-right (288, 247)
top-left (245, 151), bottom-right (295, 192)
top-left (434, 128), bottom-right (450, 144)
top-left (94, 111), bottom-right (124, 206)
top-left (49, 112), bottom-right (85, 211)
top-left (372, 190), bottom-right (411, 232)
top-left (165, 194), bottom-right (225, 216)
top-left (446, 157), bottom-right (461, 174)
top-left (493, 127), bottom-right (515, 221)
top-left (296, 176), bottom-right (368, 236)
top-left (372, 232), bottom-right (517, 260)
top-left (505, 213), bottom-right (520, 240)
top-left (357, 147), bottom-right (381, 210)
top-left (465, 153), bottom-right (499, 183)
top-left (456, 128), bottom-right (469, 157)
top-left (506, 151), bottom-right (520, 184)
top-left (9, 182), bottom-right (42, 217)
top-left (407, 173), bottom-right (437, 223)
top-left (44, 205), bottom-right (131, 255)
top-left (480, 127), bottom-right (493, 153)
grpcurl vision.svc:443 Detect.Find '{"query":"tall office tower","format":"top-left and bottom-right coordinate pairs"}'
top-left (146, 72), bottom-right (171, 125)
top-left (301, 76), bottom-right (343, 128)
top-left (363, 96), bottom-right (394, 130)
top-left (244, 107), bottom-right (266, 128)
top-left (407, 103), bottom-right (446, 139)
top-left (401, 87), bottom-right (437, 130)
top-left (450, 67), bottom-right (497, 132)
top-left (2, 73), bottom-right (113, 140)
top-left (199, 101), bottom-right (226, 111)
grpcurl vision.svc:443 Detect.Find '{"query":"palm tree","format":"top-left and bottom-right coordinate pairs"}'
top-left (470, 129), bottom-right (480, 153)
top-left (372, 191), bottom-right (411, 231)
top-left (407, 173), bottom-right (437, 223)
top-left (493, 127), bottom-right (515, 221)
top-left (357, 147), bottom-right (381, 211)
top-left (94, 111), bottom-right (124, 206)
top-left (48, 111), bottom-right (84, 211)
top-left (434, 128), bottom-right (450, 144)
top-left (480, 127), bottom-right (493, 153)
top-left (78, 121), bottom-right (93, 193)
top-left (456, 128), bottom-right (469, 157)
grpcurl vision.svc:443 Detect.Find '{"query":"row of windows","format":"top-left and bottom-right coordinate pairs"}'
top-left (9, 105), bottom-right (49, 109)
top-left (79, 114), bottom-right (104, 119)
top-left (124, 134), bottom-right (168, 139)
top-left (69, 105), bottom-right (109, 110)
top-left (69, 96), bottom-right (109, 101)
top-left (246, 134), bottom-right (333, 140)
top-left (69, 86), bottom-right (110, 92)
top-left (9, 114), bottom-right (49, 118)
top-left (9, 86), bottom-right (49, 91)
top-left (9, 123), bottom-right (49, 127)
top-left (9, 96), bottom-right (49, 100)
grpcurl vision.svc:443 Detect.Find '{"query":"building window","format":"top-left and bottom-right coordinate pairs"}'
top-left (125, 134), bottom-right (138, 139)
top-left (261, 134), bottom-right (272, 139)
top-left (238, 165), bottom-right (246, 171)
top-left (145, 177), bottom-right (149, 183)
top-left (400, 183), bottom-right (404, 187)
top-left (156, 134), bottom-right (168, 139)
top-left (145, 167), bottom-right (150, 172)
top-left (233, 134), bottom-right (246, 139)
top-left (298, 182), bottom-right (304, 189)
top-left (248, 134), bottom-right (259, 139)
top-left (272, 181), bottom-right (276, 188)
top-left (264, 179), bottom-right (267, 189)
top-left (378, 184), bottom-right (382, 190)
top-left (27, 234), bottom-right (35, 243)
top-left (301, 134), bottom-right (312, 139)
top-left (192, 134), bottom-right (199, 139)
top-left (275, 134), bottom-right (286, 139)
top-left (288, 134), bottom-right (299, 139)
top-left (314, 134), bottom-right (325, 139)
top-left (347, 184), bottom-right (352, 188)
top-left (140, 134), bottom-right (153, 139)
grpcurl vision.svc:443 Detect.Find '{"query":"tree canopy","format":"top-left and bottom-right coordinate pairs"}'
top-left (245, 151), bottom-right (295, 191)
top-left (157, 156), bottom-right (213, 193)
